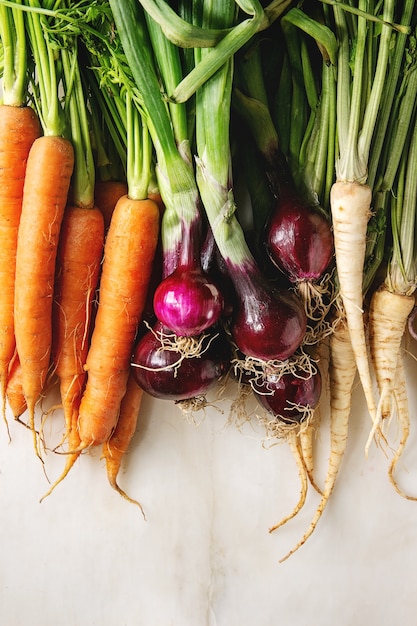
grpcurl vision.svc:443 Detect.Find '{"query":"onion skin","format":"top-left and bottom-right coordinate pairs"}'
top-left (265, 193), bottom-right (334, 283)
top-left (131, 322), bottom-right (230, 401)
top-left (227, 261), bottom-right (307, 361)
top-left (254, 368), bottom-right (322, 424)
top-left (153, 266), bottom-right (224, 337)
top-left (200, 231), bottom-right (235, 319)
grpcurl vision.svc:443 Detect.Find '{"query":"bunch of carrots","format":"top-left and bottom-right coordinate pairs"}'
top-left (1, 0), bottom-right (417, 561)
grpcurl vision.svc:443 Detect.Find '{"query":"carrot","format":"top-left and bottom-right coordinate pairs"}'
top-left (77, 193), bottom-right (160, 448)
top-left (52, 44), bottom-right (105, 430)
top-left (94, 179), bottom-right (128, 232)
top-left (38, 38), bottom-right (107, 497)
top-left (11, 0), bottom-right (75, 457)
top-left (101, 371), bottom-right (146, 516)
top-left (74, 39), bottom-right (161, 449)
top-left (0, 104), bottom-right (41, 424)
top-left (0, 3), bottom-right (42, 430)
top-left (42, 205), bottom-right (104, 497)
top-left (14, 135), bottom-right (74, 449)
top-left (147, 190), bottom-right (165, 218)
top-left (6, 352), bottom-right (27, 421)
top-left (52, 211), bottom-right (103, 366)
top-left (39, 397), bottom-right (82, 503)
top-left (279, 316), bottom-right (356, 562)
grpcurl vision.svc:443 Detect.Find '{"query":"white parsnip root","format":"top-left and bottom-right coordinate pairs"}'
top-left (269, 430), bottom-right (308, 534)
top-left (387, 358), bottom-right (417, 500)
top-left (330, 180), bottom-right (377, 425)
top-left (279, 317), bottom-right (356, 562)
top-left (299, 422), bottom-right (323, 495)
top-left (369, 287), bottom-right (414, 418)
top-left (368, 285), bottom-right (416, 496)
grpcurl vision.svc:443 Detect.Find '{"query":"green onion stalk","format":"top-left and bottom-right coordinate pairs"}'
top-left (231, 14), bottom-right (337, 346)
top-left (108, 0), bottom-right (232, 347)
top-left (108, 0), bottom-right (198, 266)
top-left (137, 0), bottom-right (294, 105)
top-left (193, 0), bottom-right (311, 396)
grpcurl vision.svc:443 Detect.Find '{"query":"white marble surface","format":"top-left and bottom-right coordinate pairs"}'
top-left (1, 348), bottom-right (417, 626)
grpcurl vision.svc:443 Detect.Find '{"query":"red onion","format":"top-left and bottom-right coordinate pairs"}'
top-left (228, 260), bottom-right (307, 361)
top-left (263, 150), bottom-right (334, 284)
top-left (200, 226), bottom-right (235, 319)
top-left (153, 266), bottom-right (224, 337)
top-left (254, 366), bottom-right (322, 424)
top-left (265, 193), bottom-right (334, 283)
top-left (131, 321), bottom-right (230, 401)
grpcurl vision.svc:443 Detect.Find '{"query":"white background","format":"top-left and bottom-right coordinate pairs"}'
top-left (1, 340), bottom-right (417, 626)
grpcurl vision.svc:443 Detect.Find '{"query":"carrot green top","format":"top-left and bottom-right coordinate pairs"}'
top-left (0, 1), bottom-right (29, 106)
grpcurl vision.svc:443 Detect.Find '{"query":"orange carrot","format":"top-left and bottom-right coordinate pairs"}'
top-left (77, 194), bottom-right (160, 448)
top-left (0, 105), bottom-right (41, 424)
top-left (52, 205), bottom-right (104, 420)
top-left (38, 38), bottom-right (108, 494)
top-left (94, 179), bottom-right (128, 232)
top-left (14, 135), bottom-right (74, 451)
top-left (147, 190), bottom-right (166, 218)
top-left (39, 205), bottom-right (105, 495)
top-left (39, 395), bottom-right (83, 503)
top-left (102, 371), bottom-right (146, 516)
top-left (6, 352), bottom-right (27, 421)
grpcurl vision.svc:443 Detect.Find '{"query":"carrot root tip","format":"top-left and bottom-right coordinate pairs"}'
top-left (108, 477), bottom-right (146, 520)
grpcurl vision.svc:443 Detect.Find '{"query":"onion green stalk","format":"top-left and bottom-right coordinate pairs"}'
top-left (109, 0), bottom-right (200, 275)
top-left (195, 1), bottom-right (253, 273)
top-left (143, 11), bottom-right (191, 159)
top-left (139, 0), bottom-right (293, 104)
top-left (195, 0), bottom-right (307, 371)
top-left (232, 23), bottom-right (336, 346)
top-left (109, 0), bottom-right (229, 342)
top-left (233, 10), bottom-right (337, 209)
top-left (319, 0), bottom-right (411, 33)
